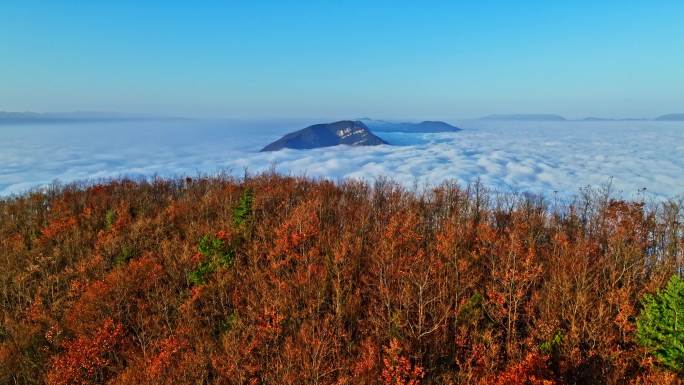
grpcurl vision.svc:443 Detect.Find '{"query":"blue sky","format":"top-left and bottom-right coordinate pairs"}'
top-left (1, 1), bottom-right (682, 119)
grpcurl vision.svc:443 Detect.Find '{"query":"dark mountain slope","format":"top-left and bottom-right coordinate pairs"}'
top-left (261, 120), bottom-right (387, 151)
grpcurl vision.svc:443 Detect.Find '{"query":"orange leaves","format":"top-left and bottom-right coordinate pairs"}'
top-left (473, 223), bottom-right (497, 257)
top-left (602, 200), bottom-right (653, 256)
top-left (629, 365), bottom-right (680, 385)
top-left (212, 306), bottom-right (285, 382)
top-left (40, 216), bottom-right (78, 240)
top-left (279, 316), bottom-right (344, 385)
top-left (435, 220), bottom-right (464, 261)
top-left (483, 215), bottom-right (544, 357)
top-left (604, 200), bottom-right (646, 229)
top-left (144, 336), bottom-right (191, 380)
top-left (268, 198), bottom-right (324, 295)
top-left (384, 210), bottom-right (423, 250)
top-left (271, 199), bottom-right (321, 262)
top-left (487, 352), bottom-right (555, 385)
top-left (125, 254), bottom-right (164, 286)
top-left (353, 338), bottom-right (380, 380)
top-left (3, 175), bottom-right (683, 384)
top-left (216, 229), bottom-right (232, 241)
top-left (26, 295), bottom-right (52, 328)
top-left (256, 306), bottom-right (285, 340)
top-left (613, 287), bottom-right (636, 334)
top-left (381, 339), bottom-right (424, 385)
top-left (0, 343), bottom-right (16, 379)
top-left (46, 318), bottom-right (124, 385)
top-left (45, 323), bottom-right (64, 346)
top-left (67, 253), bottom-right (164, 333)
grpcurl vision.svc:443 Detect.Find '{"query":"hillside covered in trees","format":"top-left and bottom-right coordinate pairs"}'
top-left (1, 175), bottom-right (684, 384)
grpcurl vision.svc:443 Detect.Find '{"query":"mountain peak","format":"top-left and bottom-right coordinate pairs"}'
top-left (261, 120), bottom-right (387, 151)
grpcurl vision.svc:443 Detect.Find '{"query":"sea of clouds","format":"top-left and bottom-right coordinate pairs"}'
top-left (2, 118), bottom-right (684, 201)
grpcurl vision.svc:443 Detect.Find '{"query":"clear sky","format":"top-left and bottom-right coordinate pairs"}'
top-left (1, 1), bottom-right (682, 119)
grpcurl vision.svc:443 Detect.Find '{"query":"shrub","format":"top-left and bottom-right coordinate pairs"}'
top-left (104, 209), bottom-right (116, 230)
top-left (198, 233), bottom-right (226, 259)
top-left (188, 233), bottom-right (235, 285)
top-left (218, 311), bottom-right (239, 333)
top-left (113, 245), bottom-right (135, 266)
top-left (232, 188), bottom-right (253, 226)
top-left (636, 275), bottom-right (684, 373)
top-left (187, 260), bottom-right (216, 286)
top-left (540, 332), bottom-right (563, 355)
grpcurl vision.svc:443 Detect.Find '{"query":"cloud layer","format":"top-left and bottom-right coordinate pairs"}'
top-left (2, 119), bottom-right (684, 201)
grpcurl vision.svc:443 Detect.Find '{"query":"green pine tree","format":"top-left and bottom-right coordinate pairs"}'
top-left (636, 274), bottom-right (684, 373)
top-left (232, 188), bottom-right (253, 226)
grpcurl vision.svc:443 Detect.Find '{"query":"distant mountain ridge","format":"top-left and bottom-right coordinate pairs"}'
top-left (478, 113), bottom-right (684, 121)
top-left (261, 120), bottom-right (387, 151)
top-left (479, 114), bottom-right (567, 121)
top-left (361, 119), bottom-right (461, 133)
top-left (655, 113), bottom-right (684, 121)
top-left (0, 111), bottom-right (189, 124)
top-left (581, 117), bottom-right (648, 121)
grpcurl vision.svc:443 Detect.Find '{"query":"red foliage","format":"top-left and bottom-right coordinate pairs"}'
top-left (487, 353), bottom-right (555, 385)
top-left (270, 198), bottom-right (321, 269)
top-left (381, 339), bottom-right (424, 385)
top-left (66, 254), bottom-right (164, 333)
top-left (41, 216), bottom-right (78, 240)
top-left (46, 318), bottom-right (124, 385)
top-left (353, 338), bottom-right (380, 380)
top-left (0, 176), bottom-right (679, 384)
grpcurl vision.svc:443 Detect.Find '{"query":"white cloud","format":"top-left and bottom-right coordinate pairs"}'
top-left (2, 119), bottom-right (684, 201)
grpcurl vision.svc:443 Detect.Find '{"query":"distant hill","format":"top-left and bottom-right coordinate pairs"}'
top-left (580, 117), bottom-right (648, 121)
top-left (479, 114), bottom-right (567, 121)
top-left (361, 119), bottom-right (461, 133)
top-left (581, 117), bottom-right (612, 121)
top-left (655, 113), bottom-right (684, 121)
top-left (0, 111), bottom-right (188, 124)
top-left (261, 120), bottom-right (387, 151)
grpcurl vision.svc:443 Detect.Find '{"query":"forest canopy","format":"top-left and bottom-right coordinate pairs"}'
top-left (1, 174), bottom-right (683, 384)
